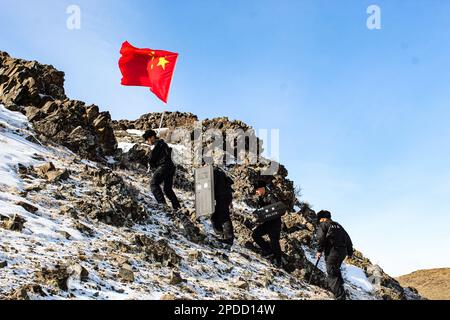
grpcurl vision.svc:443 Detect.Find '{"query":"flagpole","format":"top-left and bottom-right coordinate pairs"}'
top-left (158, 110), bottom-right (165, 133)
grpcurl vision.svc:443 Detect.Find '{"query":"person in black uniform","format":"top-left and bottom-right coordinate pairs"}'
top-left (252, 180), bottom-right (283, 266)
top-left (211, 167), bottom-right (235, 246)
top-left (316, 210), bottom-right (354, 300)
top-left (143, 129), bottom-right (181, 211)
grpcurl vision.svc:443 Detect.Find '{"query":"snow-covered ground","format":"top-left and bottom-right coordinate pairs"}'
top-left (0, 105), bottom-right (335, 300)
top-left (0, 106), bottom-right (46, 190)
top-left (303, 246), bottom-right (375, 299)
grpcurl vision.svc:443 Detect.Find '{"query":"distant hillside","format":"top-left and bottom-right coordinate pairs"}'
top-left (397, 268), bottom-right (450, 300)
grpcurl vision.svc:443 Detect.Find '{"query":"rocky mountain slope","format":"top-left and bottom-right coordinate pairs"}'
top-left (397, 269), bottom-right (450, 300)
top-left (0, 51), bottom-right (421, 300)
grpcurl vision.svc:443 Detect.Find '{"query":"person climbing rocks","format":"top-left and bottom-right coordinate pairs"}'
top-left (143, 129), bottom-right (181, 211)
top-left (252, 180), bottom-right (283, 267)
top-left (211, 167), bottom-right (235, 246)
top-left (315, 210), bottom-right (354, 300)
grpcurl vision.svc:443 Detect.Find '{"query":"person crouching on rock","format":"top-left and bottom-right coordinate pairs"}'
top-left (252, 180), bottom-right (283, 267)
top-left (211, 167), bottom-right (235, 246)
top-left (143, 129), bottom-right (181, 211)
top-left (315, 210), bottom-right (354, 300)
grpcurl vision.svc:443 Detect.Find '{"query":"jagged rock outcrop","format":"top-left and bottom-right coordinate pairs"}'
top-left (112, 112), bottom-right (198, 131)
top-left (0, 51), bottom-right (66, 108)
top-left (75, 167), bottom-right (149, 226)
top-left (0, 51), bottom-right (117, 161)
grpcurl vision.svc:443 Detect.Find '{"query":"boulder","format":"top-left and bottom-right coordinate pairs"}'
top-left (118, 264), bottom-right (135, 282)
top-left (9, 285), bottom-right (46, 300)
top-left (74, 221), bottom-right (95, 236)
top-left (134, 235), bottom-right (181, 267)
top-left (34, 162), bottom-right (55, 177)
top-left (1, 214), bottom-right (26, 231)
top-left (17, 163), bottom-right (29, 175)
top-left (15, 201), bottom-right (38, 213)
top-left (68, 264), bottom-right (89, 281)
top-left (46, 169), bottom-right (69, 182)
top-left (35, 265), bottom-right (70, 291)
top-left (235, 280), bottom-right (249, 290)
top-left (187, 250), bottom-right (203, 262)
top-left (169, 271), bottom-right (186, 285)
top-left (60, 205), bottom-right (78, 218)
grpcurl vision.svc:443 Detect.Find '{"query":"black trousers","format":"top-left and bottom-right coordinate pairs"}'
top-left (252, 218), bottom-right (282, 262)
top-left (211, 197), bottom-right (234, 244)
top-left (151, 164), bottom-right (180, 210)
top-left (325, 247), bottom-right (347, 300)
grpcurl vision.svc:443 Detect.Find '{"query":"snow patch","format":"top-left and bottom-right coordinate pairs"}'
top-left (0, 105), bottom-right (49, 190)
top-left (303, 246), bottom-right (375, 299)
top-left (126, 129), bottom-right (144, 136)
top-left (118, 142), bottom-right (136, 153)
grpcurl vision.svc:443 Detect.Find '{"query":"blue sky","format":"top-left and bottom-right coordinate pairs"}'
top-left (1, 0), bottom-right (449, 276)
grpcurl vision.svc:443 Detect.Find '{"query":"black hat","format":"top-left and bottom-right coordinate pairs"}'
top-left (317, 210), bottom-right (332, 222)
top-left (143, 129), bottom-right (157, 141)
top-left (254, 180), bottom-right (267, 189)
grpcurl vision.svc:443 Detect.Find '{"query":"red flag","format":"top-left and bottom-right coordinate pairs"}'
top-left (119, 41), bottom-right (178, 103)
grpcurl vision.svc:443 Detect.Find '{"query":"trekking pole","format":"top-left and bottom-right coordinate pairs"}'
top-left (308, 254), bottom-right (321, 285)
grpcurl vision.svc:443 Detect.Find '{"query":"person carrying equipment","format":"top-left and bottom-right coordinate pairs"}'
top-left (315, 210), bottom-right (354, 300)
top-left (211, 167), bottom-right (235, 246)
top-left (251, 180), bottom-right (283, 267)
top-left (143, 129), bottom-right (181, 211)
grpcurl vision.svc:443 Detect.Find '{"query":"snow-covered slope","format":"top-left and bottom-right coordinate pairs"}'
top-left (0, 50), bottom-right (422, 301)
top-left (0, 105), bottom-right (386, 300)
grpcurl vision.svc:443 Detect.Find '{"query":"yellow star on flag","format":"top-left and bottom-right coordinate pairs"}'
top-left (157, 57), bottom-right (170, 70)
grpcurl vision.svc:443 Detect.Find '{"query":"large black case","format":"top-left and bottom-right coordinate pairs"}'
top-left (253, 202), bottom-right (288, 223)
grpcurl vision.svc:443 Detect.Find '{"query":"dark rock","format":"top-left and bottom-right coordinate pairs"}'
top-left (68, 264), bottom-right (89, 281)
top-left (188, 250), bottom-right (203, 262)
top-left (0, 51), bottom-right (66, 108)
top-left (34, 162), bottom-right (55, 177)
top-left (76, 168), bottom-right (147, 226)
top-left (60, 205), bottom-right (78, 218)
top-left (1, 214), bottom-right (26, 231)
top-left (119, 264), bottom-right (135, 282)
top-left (25, 106), bottom-right (44, 122)
top-left (35, 265), bottom-right (70, 291)
top-left (169, 271), bottom-right (185, 285)
top-left (172, 209), bottom-right (205, 244)
top-left (235, 280), bottom-right (249, 290)
top-left (119, 143), bottom-right (151, 170)
top-left (134, 235), bottom-right (181, 267)
top-left (0, 51), bottom-right (117, 160)
top-left (46, 169), bottom-right (69, 182)
top-left (17, 163), bottom-right (29, 175)
top-left (0, 261), bottom-right (7, 268)
top-left (56, 230), bottom-right (72, 240)
top-left (15, 201), bottom-right (38, 213)
top-left (74, 221), bottom-right (95, 236)
top-left (9, 285), bottom-right (46, 300)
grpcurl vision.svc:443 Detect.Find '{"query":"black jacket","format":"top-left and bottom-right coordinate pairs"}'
top-left (317, 220), bottom-right (354, 257)
top-left (214, 168), bottom-right (234, 202)
top-left (257, 194), bottom-right (277, 208)
top-left (149, 139), bottom-right (173, 169)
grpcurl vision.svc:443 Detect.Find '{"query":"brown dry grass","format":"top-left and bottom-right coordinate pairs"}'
top-left (397, 268), bottom-right (450, 300)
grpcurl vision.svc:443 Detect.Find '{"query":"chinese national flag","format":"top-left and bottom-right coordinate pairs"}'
top-left (119, 41), bottom-right (178, 103)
